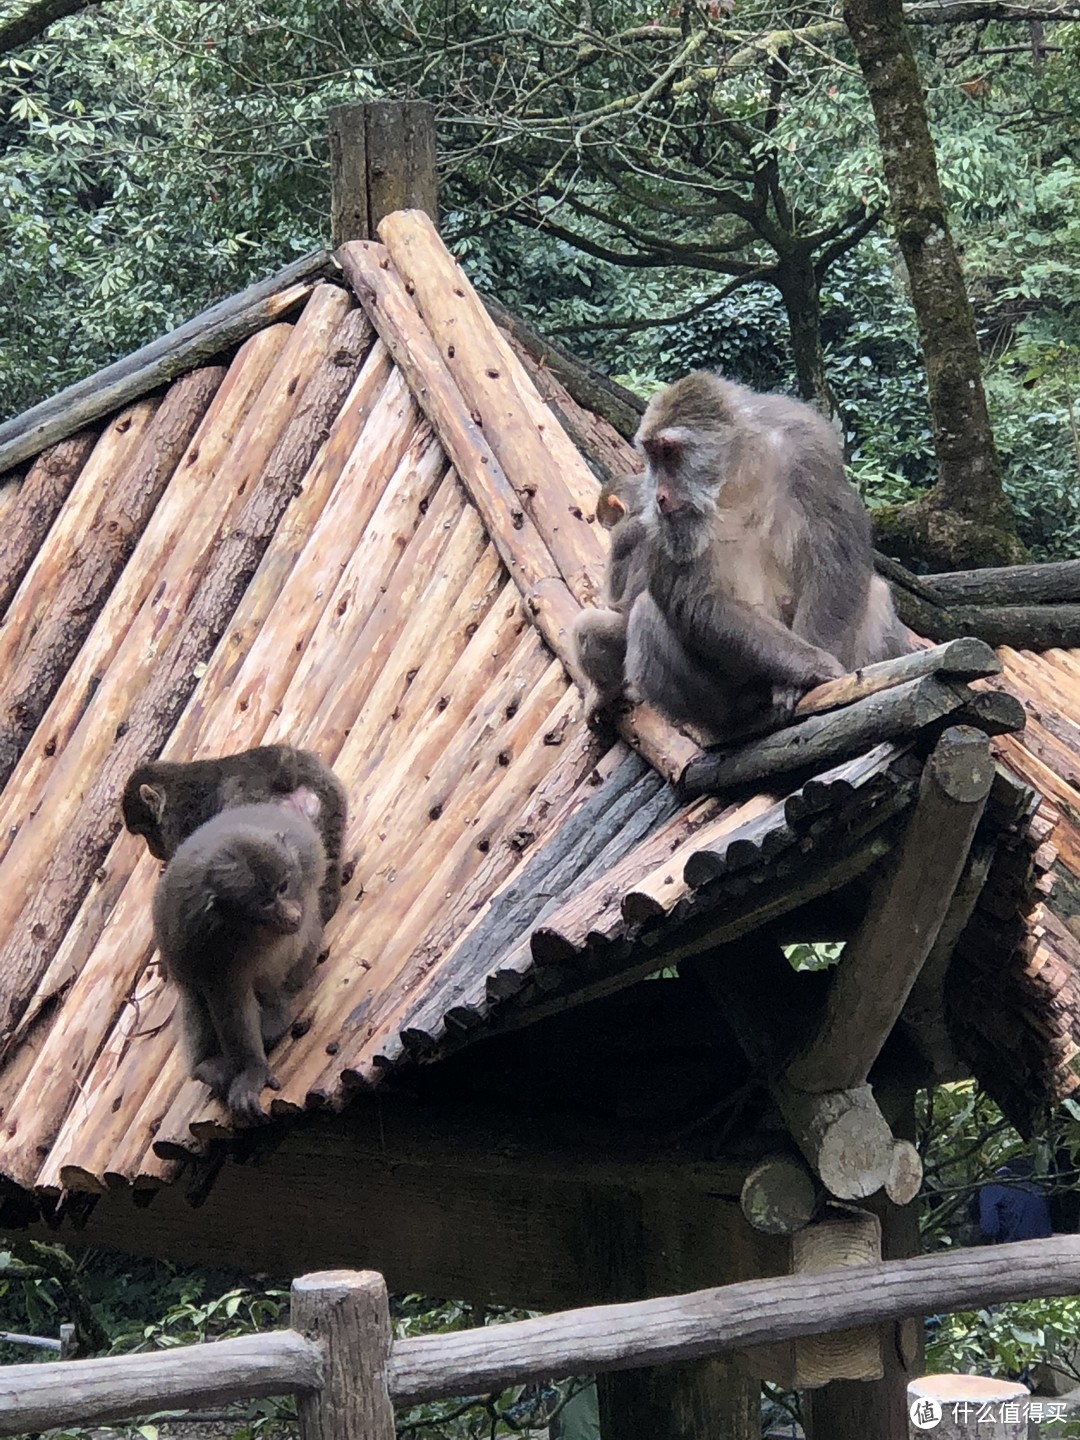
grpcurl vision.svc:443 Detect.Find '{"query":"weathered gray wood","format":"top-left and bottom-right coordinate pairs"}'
top-left (776, 1081), bottom-right (897, 1200)
top-left (927, 558), bottom-right (1080, 606)
top-left (0, 251), bottom-right (335, 475)
top-left (885, 1141), bottom-right (923, 1206)
top-left (682, 675), bottom-right (970, 799)
top-left (0, 1331), bottom-right (321, 1435)
top-left (331, 102), bottom-right (438, 245)
top-left (293, 1270), bottom-right (394, 1440)
top-left (786, 727), bottom-right (994, 1094)
top-left (740, 1156), bottom-right (819, 1235)
top-left (386, 1236), bottom-right (1080, 1405)
top-left (793, 637), bottom-right (1000, 719)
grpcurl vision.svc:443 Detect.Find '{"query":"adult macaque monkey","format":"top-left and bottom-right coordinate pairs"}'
top-left (123, 745), bottom-right (347, 924)
top-left (571, 472), bottom-right (649, 722)
top-left (625, 371), bottom-right (908, 741)
top-left (152, 799), bottom-right (325, 1124)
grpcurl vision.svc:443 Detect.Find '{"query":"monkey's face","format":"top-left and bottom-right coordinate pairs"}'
top-left (639, 428), bottom-right (722, 562)
top-left (213, 847), bottom-right (306, 935)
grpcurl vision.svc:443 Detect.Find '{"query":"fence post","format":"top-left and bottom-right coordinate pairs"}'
top-left (291, 1270), bottom-right (395, 1440)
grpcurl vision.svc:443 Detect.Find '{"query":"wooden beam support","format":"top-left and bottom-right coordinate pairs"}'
top-left (786, 726), bottom-right (995, 1094)
top-left (292, 1270), bottom-right (395, 1440)
top-left (743, 1211), bottom-right (883, 1389)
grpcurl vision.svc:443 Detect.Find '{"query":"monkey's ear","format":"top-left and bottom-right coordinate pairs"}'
top-left (138, 783), bottom-right (167, 821)
top-left (596, 494), bottom-right (627, 529)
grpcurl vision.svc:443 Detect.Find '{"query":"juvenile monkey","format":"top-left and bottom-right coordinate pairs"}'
top-left (571, 472), bottom-right (649, 721)
top-left (152, 799), bottom-right (326, 1125)
top-left (123, 745), bottom-right (346, 924)
top-left (624, 371), bottom-right (908, 741)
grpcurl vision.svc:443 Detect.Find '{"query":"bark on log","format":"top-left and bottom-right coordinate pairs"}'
top-left (786, 727), bottom-right (994, 1094)
top-left (0, 1332), bottom-right (321, 1435)
top-left (0, 289), bottom-right (361, 1052)
top-left (0, 252), bottom-right (335, 476)
top-left (386, 1237), bottom-right (1080, 1405)
top-left (927, 558), bottom-right (1080, 606)
top-left (292, 1270), bottom-right (395, 1440)
top-left (0, 430), bottom-right (98, 614)
top-left (776, 1081), bottom-right (897, 1200)
top-left (681, 675), bottom-right (971, 799)
top-left (0, 367), bottom-right (224, 788)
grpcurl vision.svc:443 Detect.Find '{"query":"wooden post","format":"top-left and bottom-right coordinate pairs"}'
top-left (329, 101), bottom-right (438, 245)
top-left (291, 1270), bottom-right (395, 1440)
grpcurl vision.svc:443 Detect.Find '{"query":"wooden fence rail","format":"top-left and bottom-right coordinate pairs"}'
top-left (4, 1239), bottom-right (1080, 1438)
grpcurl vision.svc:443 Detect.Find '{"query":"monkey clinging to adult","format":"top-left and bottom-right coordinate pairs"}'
top-left (152, 799), bottom-right (326, 1125)
top-left (621, 371), bottom-right (908, 742)
top-left (123, 745), bottom-right (347, 925)
top-left (570, 471), bottom-right (649, 723)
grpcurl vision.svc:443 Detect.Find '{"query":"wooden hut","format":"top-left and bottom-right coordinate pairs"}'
top-left (1, 118), bottom-right (1080, 1437)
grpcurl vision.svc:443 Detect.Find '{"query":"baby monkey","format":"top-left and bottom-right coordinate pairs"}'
top-left (152, 798), bottom-right (326, 1125)
top-left (571, 472), bottom-right (649, 723)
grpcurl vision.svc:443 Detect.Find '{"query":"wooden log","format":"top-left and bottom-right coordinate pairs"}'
top-left (0, 254), bottom-right (336, 477)
top-left (385, 1237), bottom-right (1080, 1405)
top-left (330, 103), bottom-right (438, 246)
top-left (793, 637), bottom-right (1000, 719)
top-left (786, 726), bottom-right (994, 1094)
top-left (681, 675), bottom-right (971, 799)
top-left (377, 209), bottom-right (607, 607)
top-left (482, 294), bottom-right (645, 442)
top-left (337, 237), bottom-right (696, 785)
top-left (907, 1375), bottom-right (1029, 1438)
top-left (0, 367), bottom-right (224, 788)
top-left (0, 430), bottom-right (98, 613)
top-left (745, 1212), bottom-right (883, 1389)
top-left (926, 558), bottom-right (1080, 606)
top-left (740, 1156), bottom-right (819, 1236)
top-left (0, 1331), bottom-right (321, 1435)
top-left (0, 286), bottom-right (355, 1053)
top-left (885, 1141), bottom-right (923, 1206)
top-left (292, 1270), bottom-right (395, 1440)
top-left (777, 1081), bottom-right (897, 1200)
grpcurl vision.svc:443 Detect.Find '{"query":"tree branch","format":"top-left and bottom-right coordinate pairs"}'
top-left (0, 0), bottom-right (101, 55)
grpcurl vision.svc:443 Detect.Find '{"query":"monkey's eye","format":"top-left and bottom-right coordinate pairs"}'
top-left (276, 879), bottom-right (289, 897)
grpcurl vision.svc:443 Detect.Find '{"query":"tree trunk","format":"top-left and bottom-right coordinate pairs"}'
top-left (843, 0), bottom-right (1026, 569)
top-left (776, 249), bottom-right (841, 425)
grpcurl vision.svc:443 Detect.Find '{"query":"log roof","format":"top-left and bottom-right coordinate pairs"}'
top-left (0, 212), bottom-right (1077, 1203)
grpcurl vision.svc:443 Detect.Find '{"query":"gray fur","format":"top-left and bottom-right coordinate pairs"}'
top-left (623, 371), bottom-right (909, 742)
top-left (152, 801), bottom-right (326, 1125)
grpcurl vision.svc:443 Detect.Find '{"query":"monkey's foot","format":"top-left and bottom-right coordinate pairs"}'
top-left (191, 1055), bottom-right (233, 1101)
top-left (226, 1063), bottom-right (280, 1126)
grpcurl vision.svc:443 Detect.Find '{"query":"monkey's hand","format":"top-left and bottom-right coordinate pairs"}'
top-left (227, 1062), bottom-right (280, 1125)
top-left (770, 650), bottom-right (845, 719)
top-left (191, 1055), bottom-right (234, 1101)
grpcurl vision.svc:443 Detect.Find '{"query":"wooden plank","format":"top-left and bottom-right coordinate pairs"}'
top-left (0, 1331), bottom-right (321, 1435)
top-left (0, 252), bottom-right (336, 475)
top-left (785, 727), bottom-right (994, 1094)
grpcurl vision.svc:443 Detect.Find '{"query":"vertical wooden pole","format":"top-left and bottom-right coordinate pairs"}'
top-left (291, 1269), bottom-right (395, 1440)
top-left (329, 101), bottom-right (438, 245)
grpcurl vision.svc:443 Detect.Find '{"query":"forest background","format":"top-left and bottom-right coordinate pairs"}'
top-left (2, 0), bottom-right (1080, 1433)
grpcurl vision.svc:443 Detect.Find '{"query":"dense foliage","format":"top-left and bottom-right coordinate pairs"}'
top-left (1, 0), bottom-right (1079, 553)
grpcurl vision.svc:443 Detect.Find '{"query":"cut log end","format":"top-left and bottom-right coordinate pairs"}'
top-left (740, 1156), bottom-right (819, 1235)
top-left (926, 724), bottom-right (995, 805)
top-left (884, 1139), bottom-right (923, 1205)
